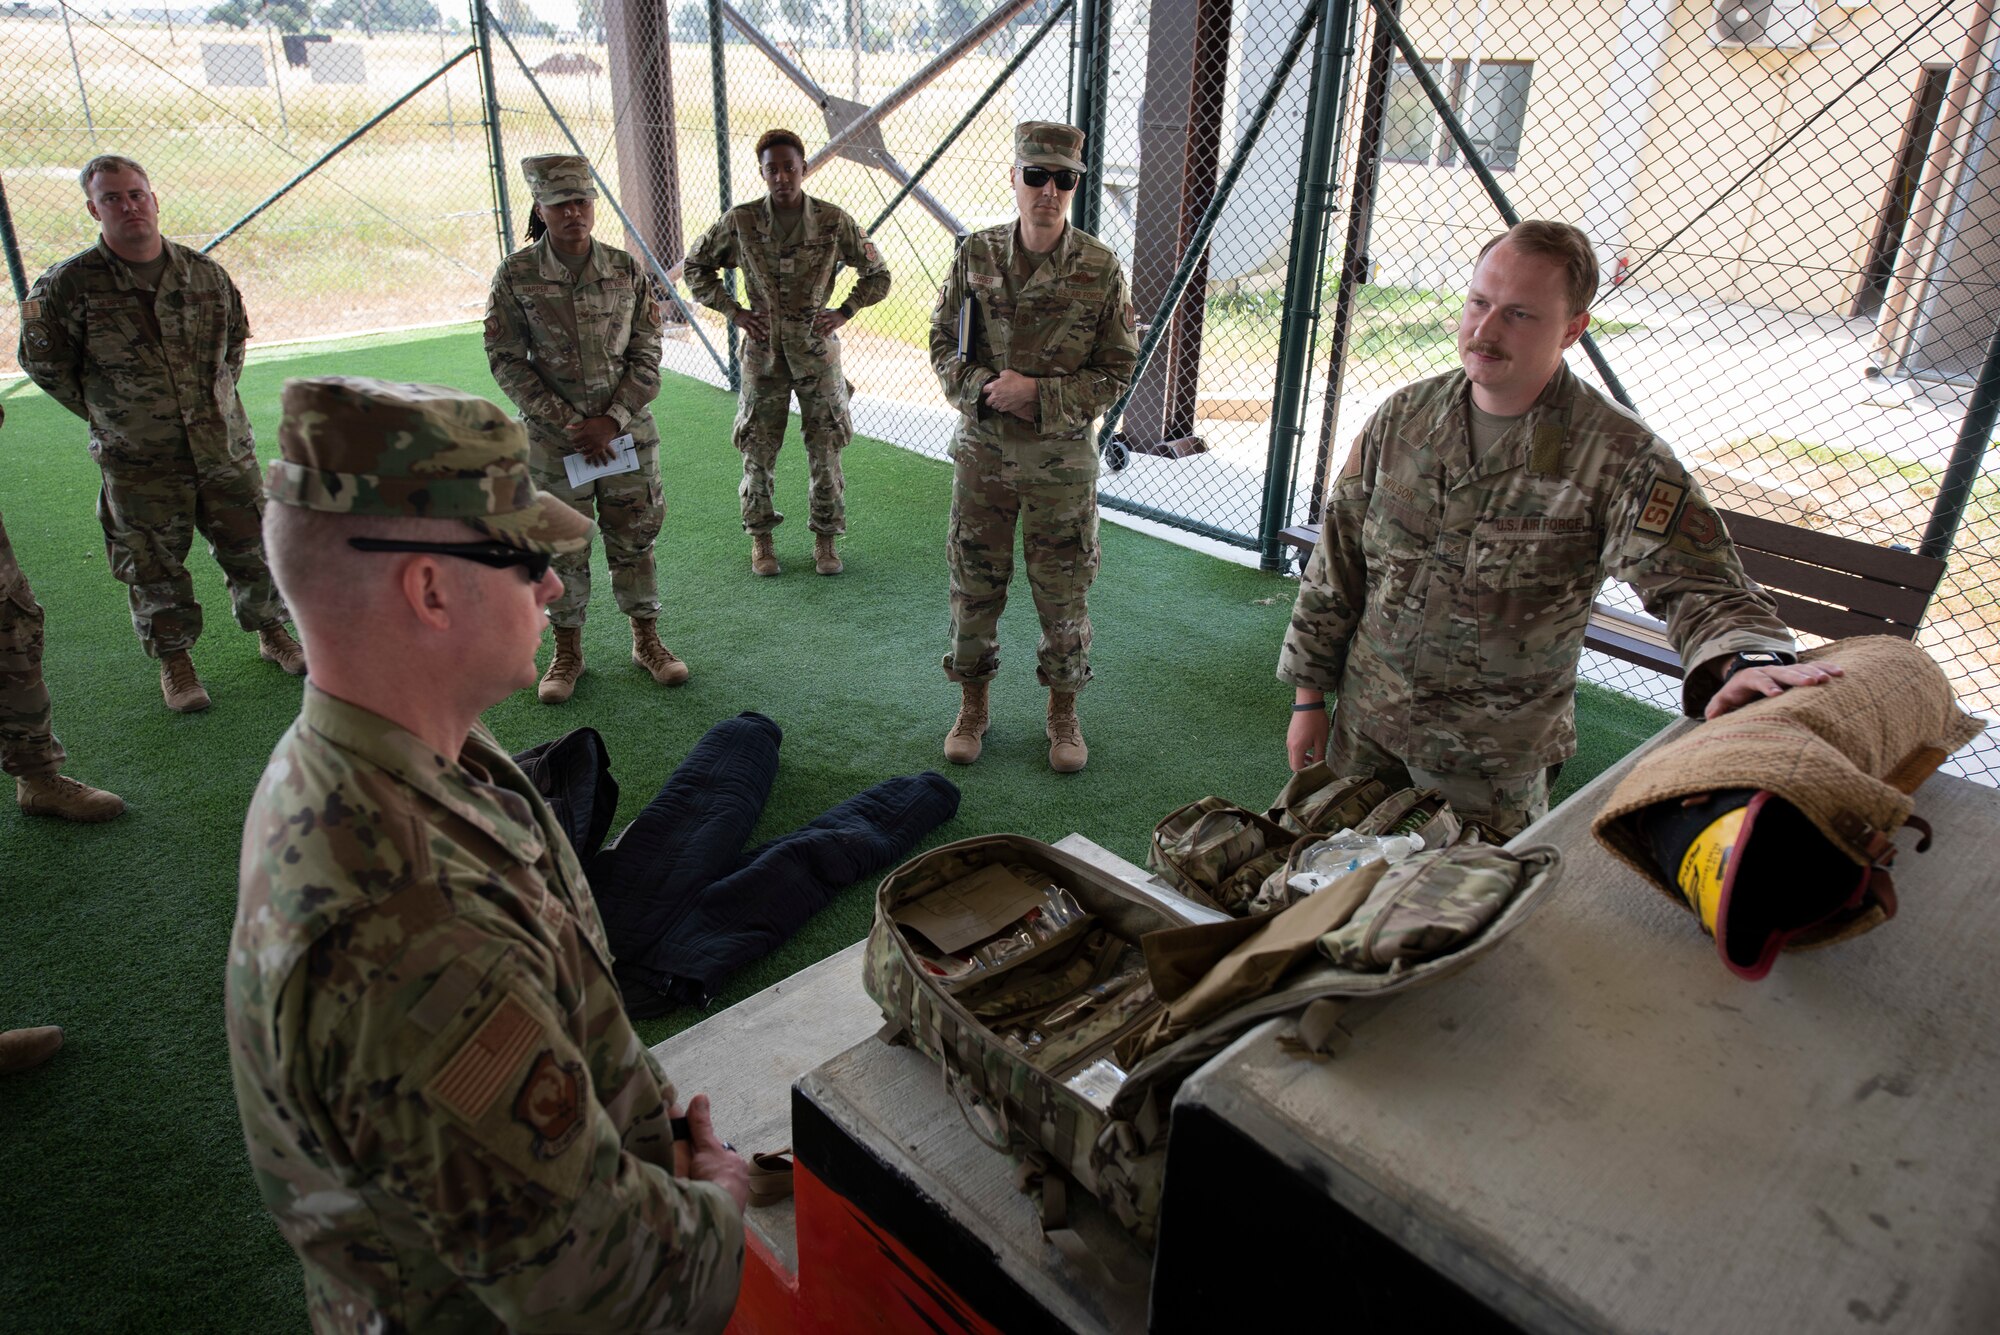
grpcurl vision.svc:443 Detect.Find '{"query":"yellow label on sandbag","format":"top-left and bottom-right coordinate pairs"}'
top-left (1676, 807), bottom-right (1745, 935)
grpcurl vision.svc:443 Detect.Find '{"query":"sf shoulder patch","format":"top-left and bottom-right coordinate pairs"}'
top-left (20, 299), bottom-right (40, 320)
top-left (1123, 302), bottom-right (1136, 332)
top-left (429, 995), bottom-right (541, 1123)
top-left (1635, 476), bottom-right (1685, 536)
top-left (513, 1051), bottom-right (586, 1159)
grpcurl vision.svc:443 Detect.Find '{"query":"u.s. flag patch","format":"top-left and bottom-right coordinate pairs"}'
top-left (1635, 477), bottom-right (1685, 535)
top-left (429, 995), bottom-right (540, 1122)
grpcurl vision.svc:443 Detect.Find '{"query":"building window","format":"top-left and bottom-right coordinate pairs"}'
top-left (1382, 59), bottom-right (1534, 172)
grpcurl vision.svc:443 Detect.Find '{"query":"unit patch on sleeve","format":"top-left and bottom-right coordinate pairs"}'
top-left (512, 1051), bottom-right (585, 1160)
top-left (1635, 477), bottom-right (1686, 536)
top-left (1676, 500), bottom-right (1722, 550)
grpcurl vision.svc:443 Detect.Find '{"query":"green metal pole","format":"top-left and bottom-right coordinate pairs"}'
top-left (1369, 0), bottom-right (1633, 411)
top-left (202, 48), bottom-right (478, 254)
top-left (1098, 0), bottom-right (1320, 443)
top-left (0, 172), bottom-right (27, 305)
top-left (1920, 314), bottom-right (2000, 563)
top-left (1258, 0), bottom-right (1353, 570)
top-left (869, 0), bottom-right (1075, 236)
top-left (473, 0), bottom-right (514, 256)
top-left (1071, 0), bottom-right (1110, 235)
top-left (708, 0), bottom-right (740, 392)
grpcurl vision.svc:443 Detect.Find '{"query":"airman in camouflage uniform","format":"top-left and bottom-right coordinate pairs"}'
top-left (0, 403), bottom-right (125, 822)
top-left (486, 153), bottom-right (687, 705)
top-left (684, 127), bottom-right (892, 576)
top-left (1281, 222), bottom-right (1808, 836)
top-left (17, 154), bottom-right (303, 714)
top-left (229, 376), bottom-right (747, 1333)
top-left (929, 122), bottom-right (1138, 773)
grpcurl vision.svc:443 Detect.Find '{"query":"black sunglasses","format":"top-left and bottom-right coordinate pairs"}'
top-left (347, 537), bottom-right (552, 583)
top-left (1020, 166), bottom-right (1081, 191)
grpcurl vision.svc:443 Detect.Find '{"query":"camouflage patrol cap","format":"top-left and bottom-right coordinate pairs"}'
top-left (267, 376), bottom-right (594, 555)
top-left (521, 153), bottom-right (598, 206)
top-left (1015, 121), bottom-right (1086, 173)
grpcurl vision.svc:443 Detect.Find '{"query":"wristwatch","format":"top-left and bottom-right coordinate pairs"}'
top-left (1723, 650), bottom-right (1795, 680)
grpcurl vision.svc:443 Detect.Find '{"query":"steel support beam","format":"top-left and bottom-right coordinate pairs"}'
top-left (804, 0), bottom-right (1043, 176)
top-left (605, 0), bottom-right (685, 278)
top-left (202, 47), bottom-right (478, 255)
top-left (1120, 0), bottom-right (1232, 456)
top-left (1099, 0), bottom-right (1321, 444)
top-left (1308, 0), bottom-right (1398, 525)
top-left (1369, 0), bottom-right (1634, 410)
top-left (867, 0), bottom-right (1076, 237)
top-left (473, 0), bottom-right (513, 254)
top-left (1258, 0), bottom-right (1354, 569)
top-left (1071, 0), bottom-right (1112, 236)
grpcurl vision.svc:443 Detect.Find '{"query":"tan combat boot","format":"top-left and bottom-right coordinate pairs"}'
top-left (943, 680), bottom-right (990, 765)
top-left (814, 533), bottom-right (844, 576)
top-left (256, 623), bottom-right (307, 675)
top-left (539, 625), bottom-right (585, 704)
top-left (1047, 690), bottom-right (1088, 773)
top-left (0, 1025), bottom-right (63, 1075)
top-left (159, 649), bottom-right (212, 713)
top-left (17, 774), bottom-right (125, 823)
top-left (631, 618), bottom-right (691, 687)
top-left (750, 533), bottom-right (781, 577)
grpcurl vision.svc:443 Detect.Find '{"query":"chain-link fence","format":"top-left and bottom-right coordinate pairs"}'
top-left (4, 0), bottom-right (1994, 778)
top-left (1288, 0), bottom-right (2000, 782)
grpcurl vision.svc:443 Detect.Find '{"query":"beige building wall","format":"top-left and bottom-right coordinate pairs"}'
top-left (1351, 0), bottom-right (1980, 315)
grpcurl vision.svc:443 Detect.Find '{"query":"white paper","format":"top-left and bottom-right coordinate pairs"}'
top-left (563, 434), bottom-right (638, 488)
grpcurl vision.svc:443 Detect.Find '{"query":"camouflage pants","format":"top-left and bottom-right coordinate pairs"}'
top-left (529, 447), bottom-right (664, 629)
top-left (732, 367), bottom-right (850, 535)
top-left (943, 447), bottom-right (1100, 692)
top-left (92, 433), bottom-right (286, 657)
top-left (0, 515), bottom-right (63, 781)
top-left (1328, 708), bottom-right (1549, 838)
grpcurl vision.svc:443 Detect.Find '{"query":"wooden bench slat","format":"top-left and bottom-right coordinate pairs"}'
top-left (1278, 524), bottom-right (1319, 551)
top-left (1766, 591), bottom-right (1923, 644)
top-left (1721, 510), bottom-right (1944, 590)
top-left (1736, 549), bottom-right (1930, 627)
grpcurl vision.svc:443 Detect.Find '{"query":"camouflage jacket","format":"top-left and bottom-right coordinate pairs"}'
top-left (227, 688), bottom-right (743, 1334)
top-left (928, 222), bottom-right (1138, 484)
top-left (683, 194), bottom-right (890, 379)
top-left (0, 403), bottom-right (14, 598)
top-left (17, 237), bottom-right (254, 462)
top-left (1278, 366), bottom-right (1794, 772)
top-left (484, 237), bottom-right (664, 458)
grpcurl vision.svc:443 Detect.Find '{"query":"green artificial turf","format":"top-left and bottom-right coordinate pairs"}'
top-left (0, 326), bottom-right (1671, 1330)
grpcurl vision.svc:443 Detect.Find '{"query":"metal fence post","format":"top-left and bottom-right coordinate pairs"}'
top-left (1307, 0), bottom-right (1395, 526)
top-left (1920, 314), bottom-right (2000, 564)
top-left (708, 0), bottom-right (741, 392)
top-left (1258, 0), bottom-right (1354, 570)
top-left (473, 0), bottom-right (514, 257)
top-left (1071, 0), bottom-right (1111, 236)
top-left (0, 172), bottom-right (28, 306)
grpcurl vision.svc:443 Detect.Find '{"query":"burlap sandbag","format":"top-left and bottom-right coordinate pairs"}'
top-left (1594, 636), bottom-right (1986, 947)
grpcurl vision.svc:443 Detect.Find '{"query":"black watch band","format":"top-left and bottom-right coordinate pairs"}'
top-left (1723, 650), bottom-right (1795, 681)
